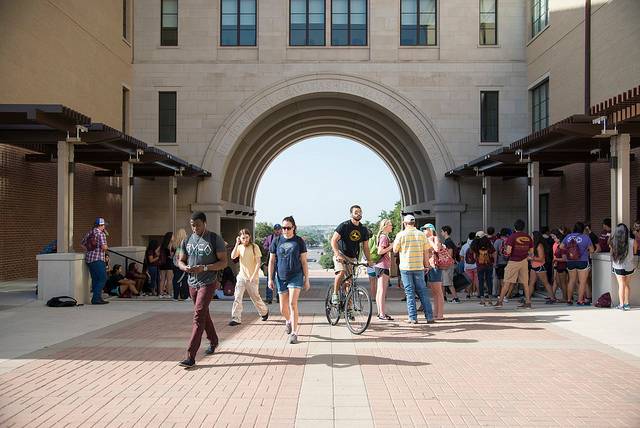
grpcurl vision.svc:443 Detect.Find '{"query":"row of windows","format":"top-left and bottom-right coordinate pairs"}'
top-left (159, 0), bottom-right (501, 47)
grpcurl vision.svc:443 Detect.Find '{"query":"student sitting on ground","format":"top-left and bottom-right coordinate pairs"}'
top-left (126, 262), bottom-right (147, 294)
top-left (107, 264), bottom-right (140, 298)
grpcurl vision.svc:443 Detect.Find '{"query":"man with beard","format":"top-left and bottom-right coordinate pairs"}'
top-left (330, 205), bottom-right (373, 305)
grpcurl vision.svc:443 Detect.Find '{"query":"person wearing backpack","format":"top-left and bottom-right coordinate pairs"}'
top-left (472, 231), bottom-right (495, 306)
top-left (493, 229), bottom-right (510, 300)
top-left (422, 223), bottom-right (446, 320)
top-left (81, 217), bottom-right (109, 305)
top-left (176, 211), bottom-right (228, 368)
top-left (559, 222), bottom-right (594, 306)
top-left (460, 232), bottom-right (478, 299)
top-left (610, 223), bottom-right (639, 311)
top-left (373, 219), bottom-right (394, 321)
top-left (440, 225), bottom-right (460, 303)
top-left (494, 219), bottom-right (533, 309)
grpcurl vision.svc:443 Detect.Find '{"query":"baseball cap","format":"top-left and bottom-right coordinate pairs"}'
top-left (475, 230), bottom-right (486, 238)
top-left (273, 224), bottom-right (282, 230)
top-left (95, 217), bottom-right (107, 226)
top-left (420, 223), bottom-right (435, 231)
top-left (403, 214), bottom-right (416, 223)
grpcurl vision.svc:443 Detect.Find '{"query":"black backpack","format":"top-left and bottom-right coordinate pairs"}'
top-left (46, 296), bottom-right (78, 307)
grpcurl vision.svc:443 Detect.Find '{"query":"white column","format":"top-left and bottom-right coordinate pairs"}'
top-left (482, 175), bottom-right (492, 231)
top-left (57, 140), bottom-right (74, 252)
top-left (170, 176), bottom-right (177, 234)
top-left (121, 161), bottom-right (133, 246)
top-left (610, 133), bottom-right (631, 227)
top-left (527, 161), bottom-right (540, 232)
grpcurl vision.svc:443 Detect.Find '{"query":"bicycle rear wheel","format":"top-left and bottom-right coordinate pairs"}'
top-left (345, 285), bottom-right (372, 334)
top-left (325, 285), bottom-right (340, 325)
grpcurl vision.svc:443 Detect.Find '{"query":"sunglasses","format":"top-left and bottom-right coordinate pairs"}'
top-left (282, 226), bottom-right (293, 231)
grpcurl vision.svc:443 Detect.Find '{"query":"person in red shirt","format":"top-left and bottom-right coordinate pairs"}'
top-left (494, 219), bottom-right (534, 309)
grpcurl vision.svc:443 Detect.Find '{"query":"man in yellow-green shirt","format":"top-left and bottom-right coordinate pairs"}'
top-left (393, 215), bottom-right (434, 324)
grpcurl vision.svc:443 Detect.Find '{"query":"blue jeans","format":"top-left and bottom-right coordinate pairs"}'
top-left (265, 277), bottom-right (274, 301)
top-left (87, 260), bottom-right (107, 303)
top-left (148, 266), bottom-right (159, 295)
top-left (400, 270), bottom-right (433, 321)
top-left (477, 267), bottom-right (493, 297)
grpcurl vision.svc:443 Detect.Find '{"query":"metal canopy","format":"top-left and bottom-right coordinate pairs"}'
top-left (446, 86), bottom-right (640, 178)
top-left (0, 104), bottom-right (210, 178)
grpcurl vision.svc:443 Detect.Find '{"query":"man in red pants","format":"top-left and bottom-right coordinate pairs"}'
top-left (176, 211), bottom-right (227, 368)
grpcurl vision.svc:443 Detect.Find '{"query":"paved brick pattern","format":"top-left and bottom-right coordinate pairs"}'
top-left (0, 308), bottom-right (639, 427)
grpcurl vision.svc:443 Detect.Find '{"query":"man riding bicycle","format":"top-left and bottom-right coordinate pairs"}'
top-left (330, 205), bottom-right (373, 305)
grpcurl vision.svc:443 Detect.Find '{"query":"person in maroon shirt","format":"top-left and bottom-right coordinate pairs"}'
top-left (494, 219), bottom-right (534, 309)
top-left (596, 218), bottom-right (612, 253)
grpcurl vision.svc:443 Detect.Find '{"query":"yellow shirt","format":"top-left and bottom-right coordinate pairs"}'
top-left (393, 226), bottom-right (428, 271)
top-left (237, 243), bottom-right (261, 281)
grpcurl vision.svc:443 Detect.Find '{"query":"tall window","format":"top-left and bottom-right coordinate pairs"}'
top-left (400, 0), bottom-right (437, 46)
top-left (290, 0), bottom-right (325, 46)
top-left (531, 80), bottom-right (549, 132)
top-left (531, 0), bottom-right (548, 37)
top-left (161, 0), bottom-right (178, 46)
top-left (123, 0), bottom-right (129, 40)
top-left (539, 194), bottom-right (549, 230)
top-left (122, 87), bottom-right (130, 133)
top-left (331, 0), bottom-right (367, 46)
top-left (479, 0), bottom-right (497, 45)
top-left (481, 91), bottom-right (499, 142)
top-left (159, 92), bottom-right (177, 143)
top-left (221, 0), bottom-right (257, 46)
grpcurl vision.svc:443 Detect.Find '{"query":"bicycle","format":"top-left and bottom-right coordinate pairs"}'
top-left (324, 261), bottom-right (372, 334)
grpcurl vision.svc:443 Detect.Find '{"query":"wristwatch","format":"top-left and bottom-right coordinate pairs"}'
top-left (203, 265), bottom-right (208, 271)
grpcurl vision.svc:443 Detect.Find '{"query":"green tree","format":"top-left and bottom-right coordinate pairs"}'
top-left (319, 239), bottom-right (334, 270)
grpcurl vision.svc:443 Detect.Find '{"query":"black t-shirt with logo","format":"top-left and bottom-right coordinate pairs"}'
top-left (335, 220), bottom-right (369, 259)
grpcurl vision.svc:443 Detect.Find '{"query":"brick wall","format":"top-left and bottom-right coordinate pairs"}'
top-left (0, 145), bottom-right (122, 281)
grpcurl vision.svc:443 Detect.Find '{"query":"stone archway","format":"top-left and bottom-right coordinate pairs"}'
top-left (195, 73), bottom-right (461, 233)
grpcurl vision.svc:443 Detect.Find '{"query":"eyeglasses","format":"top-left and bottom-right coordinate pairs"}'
top-left (282, 226), bottom-right (293, 231)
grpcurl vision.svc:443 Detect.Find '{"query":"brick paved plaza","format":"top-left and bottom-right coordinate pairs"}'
top-left (0, 279), bottom-right (639, 427)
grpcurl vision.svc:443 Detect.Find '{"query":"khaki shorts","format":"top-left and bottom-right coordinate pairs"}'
top-left (504, 259), bottom-right (529, 285)
top-left (334, 255), bottom-right (356, 275)
top-left (441, 266), bottom-right (454, 286)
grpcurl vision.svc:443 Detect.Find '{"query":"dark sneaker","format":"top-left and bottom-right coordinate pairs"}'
top-left (261, 310), bottom-right (269, 321)
top-left (91, 300), bottom-right (109, 305)
top-left (228, 320), bottom-right (241, 326)
top-left (204, 343), bottom-right (217, 355)
top-left (179, 358), bottom-right (195, 368)
top-left (452, 298), bottom-right (460, 304)
top-left (285, 321), bottom-right (292, 334)
top-left (289, 333), bottom-right (298, 344)
top-left (426, 319), bottom-right (435, 324)
top-left (266, 299), bottom-right (273, 305)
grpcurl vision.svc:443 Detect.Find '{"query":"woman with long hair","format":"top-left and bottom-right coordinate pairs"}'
top-left (559, 222), bottom-right (594, 305)
top-left (267, 216), bottom-right (310, 344)
top-left (374, 219), bottom-right (394, 321)
top-left (529, 231), bottom-right (555, 303)
top-left (158, 231), bottom-right (175, 298)
top-left (172, 228), bottom-right (189, 300)
top-left (229, 228), bottom-right (269, 325)
top-left (145, 239), bottom-right (161, 296)
top-left (610, 223), bottom-right (638, 310)
top-left (551, 229), bottom-right (568, 302)
top-left (423, 224), bottom-right (445, 319)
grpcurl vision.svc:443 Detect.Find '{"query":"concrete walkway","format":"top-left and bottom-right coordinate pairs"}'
top-left (0, 280), bottom-right (639, 427)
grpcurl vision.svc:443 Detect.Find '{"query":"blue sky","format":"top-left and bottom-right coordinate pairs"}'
top-left (254, 136), bottom-right (400, 226)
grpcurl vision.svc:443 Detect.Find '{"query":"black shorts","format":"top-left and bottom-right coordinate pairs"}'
top-left (531, 265), bottom-right (546, 273)
top-left (567, 261), bottom-right (590, 271)
top-left (612, 268), bottom-right (635, 276)
top-left (374, 267), bottom-right (390, 278)
top-left (495, 264), bottom-right (506, 280)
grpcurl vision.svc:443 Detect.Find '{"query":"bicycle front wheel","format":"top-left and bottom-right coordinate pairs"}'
top-left (325, 285), bottom-right (340, 326)
top-left (345, 285), bottom-right (372, 334)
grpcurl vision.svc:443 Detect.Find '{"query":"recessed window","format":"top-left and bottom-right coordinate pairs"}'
top-left (481, 91), bottom-right (499, 142)
top-left (531, 80), bottom-right (549, 132)
top-left (539, 193), bottom-right (549, 230)
top-left (331, 0), bottom-right (367, 46)
top-left (122, 87), bottom-right (130, 133)
top-left (221, 0), bottom-right (257, 46)
top-left (531, 0), bottom-right (548, 38)
top-left (290, 0), bottom-right (325, 46)
top-left (161, 0), bottom-right (178, 46)
top-left (479, 0), bottom-right (497, 45)
top-left (123, 0), bottom-right (130, 40)
top-left (400, 0), bottom-right (437, 46)
top-left (159, 92), bottom-right (177, 143)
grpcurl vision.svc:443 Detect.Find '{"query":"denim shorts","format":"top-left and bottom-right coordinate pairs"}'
top-left (275, 272), bottom-right (304, 294)
top-left (426, 267), bottom-right (443, 283)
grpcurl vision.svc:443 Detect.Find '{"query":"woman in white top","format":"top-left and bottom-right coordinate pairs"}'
top-left (610, 223), bottom-right (639, 311)
top-left (229, 229), bottom-right (269, 325)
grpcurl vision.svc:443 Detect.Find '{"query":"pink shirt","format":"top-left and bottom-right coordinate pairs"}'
top-left (374, 234), bottom-right (391, 269)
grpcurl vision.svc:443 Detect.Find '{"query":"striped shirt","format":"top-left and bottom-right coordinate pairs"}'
top-left (393, 226), bottom-right (428, 271)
